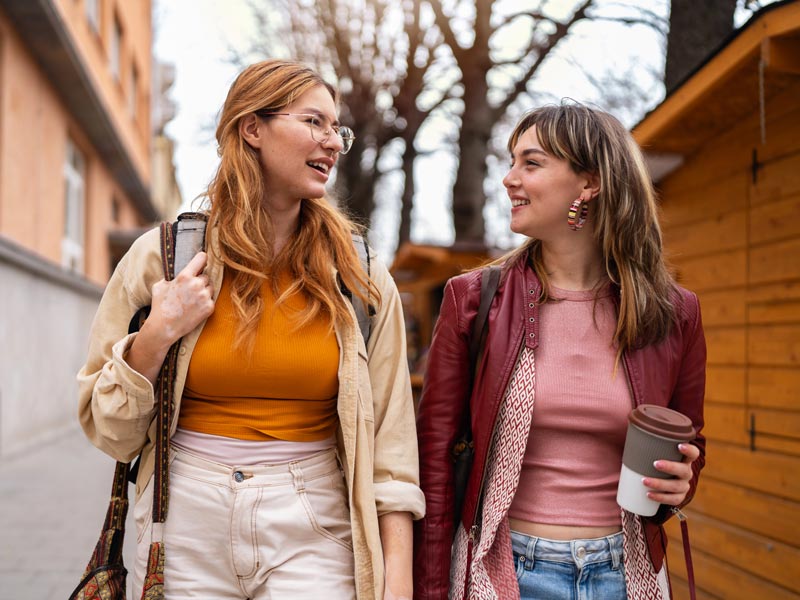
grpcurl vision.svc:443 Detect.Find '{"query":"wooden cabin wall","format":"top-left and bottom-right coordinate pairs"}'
top-left (656, 79), bottom-right (800, 599)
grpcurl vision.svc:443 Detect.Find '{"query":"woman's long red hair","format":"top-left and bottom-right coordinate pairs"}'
top-left (204, 59), bottom-right (378, 351)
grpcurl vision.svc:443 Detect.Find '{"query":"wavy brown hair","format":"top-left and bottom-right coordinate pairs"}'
top-left (205, 59), bottom-right (378, 351)
top-left (500, 102), bottom-right (676, 354)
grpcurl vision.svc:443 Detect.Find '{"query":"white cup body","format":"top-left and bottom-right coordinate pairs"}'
top-left (616, 463), bottom-right (660, 516)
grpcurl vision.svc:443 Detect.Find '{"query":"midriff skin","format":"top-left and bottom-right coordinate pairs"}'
top-left (508, 518), bottom-right (622, 541)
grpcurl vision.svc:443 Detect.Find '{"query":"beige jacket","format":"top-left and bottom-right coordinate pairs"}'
top-left (77, 226), bottom-right (425, 599)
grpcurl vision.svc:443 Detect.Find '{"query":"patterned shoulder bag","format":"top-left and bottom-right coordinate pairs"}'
top-left (69, 220), bottom-right (185, 600)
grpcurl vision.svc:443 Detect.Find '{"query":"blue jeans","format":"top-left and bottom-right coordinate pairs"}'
top-left (511, 530), bottom-right (627, 600)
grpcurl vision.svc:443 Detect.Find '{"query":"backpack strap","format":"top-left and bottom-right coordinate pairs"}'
top-left (126, 212), bottom-right (208, 334)
top-left (172, 212), bottom-right (208, 274)
top-left (341, 233), bottom-right (374, 348)
top-left (125, 213), bottom-right (207, 484)
top-left (168, 214), bottom-right (374, 347)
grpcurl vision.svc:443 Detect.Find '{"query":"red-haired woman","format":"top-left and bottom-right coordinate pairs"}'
top-left (79, 60), bottom-right (423, 600)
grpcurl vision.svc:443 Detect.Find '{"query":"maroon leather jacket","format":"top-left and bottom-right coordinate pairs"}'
top-left (413, 256), bottom-right (706, 599)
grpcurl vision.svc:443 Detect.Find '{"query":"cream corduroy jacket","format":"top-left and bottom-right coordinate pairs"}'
top-left (77, 226), bottom-right (425, 599)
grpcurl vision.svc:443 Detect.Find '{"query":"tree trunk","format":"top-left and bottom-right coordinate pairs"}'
top-left (334, 135), bottom-right (375, 227)
top-left (665, 0), bottom-right (736, 92)
top-left (451, 66), bottom-right (491, 245)
top-left (398, 143), bottom-right (415, 246)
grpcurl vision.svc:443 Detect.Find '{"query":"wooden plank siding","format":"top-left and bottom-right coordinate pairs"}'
top-left (653, 73), bottom-right (800, 598)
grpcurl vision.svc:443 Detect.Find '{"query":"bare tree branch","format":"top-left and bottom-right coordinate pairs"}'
top-left (427, 0), bottom-right (465, 60)
top-left (596, 2), bottom-right (670, 30)
top-left (492, 10), bottom-right (546, 34)
top-left (492, 0), bottom-right (594, 121)
top-left (588, 15), bottom-right (667, 35)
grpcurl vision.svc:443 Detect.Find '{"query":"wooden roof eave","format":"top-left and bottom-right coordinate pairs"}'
top-left (634, 1), bottom-right (800, 154)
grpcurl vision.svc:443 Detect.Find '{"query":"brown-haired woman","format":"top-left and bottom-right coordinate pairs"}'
top-left (78, 59), bottom-right (423, 599)
top-left (414, 103), bottom-right (706, 599)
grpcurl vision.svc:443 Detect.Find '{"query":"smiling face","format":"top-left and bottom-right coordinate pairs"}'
top-left (246, 84), bottom-right (343, 211)
top-left (503, 125), bottom-right (596, 240)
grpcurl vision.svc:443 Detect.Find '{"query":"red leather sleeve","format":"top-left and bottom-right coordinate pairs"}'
top-left (413, 275), bottom-right (478, 600)
top-left (648, 288), bottom-right (707, 525)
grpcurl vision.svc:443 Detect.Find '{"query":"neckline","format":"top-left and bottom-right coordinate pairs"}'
top-left (549, 282), bottom-right (612, 302)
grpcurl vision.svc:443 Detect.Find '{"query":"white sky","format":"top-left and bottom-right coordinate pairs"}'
top-left (153, 0), bottom-right (764, 260)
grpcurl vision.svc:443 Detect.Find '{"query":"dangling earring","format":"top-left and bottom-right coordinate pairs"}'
top-left (567, 198), bottom-right (589, 231)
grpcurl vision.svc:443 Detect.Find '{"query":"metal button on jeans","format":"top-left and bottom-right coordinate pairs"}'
top-left (576, 546), bottom-right (586, 558)
top-left (233, 471), bottom-right (245, 483)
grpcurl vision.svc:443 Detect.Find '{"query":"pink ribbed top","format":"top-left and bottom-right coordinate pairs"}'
top-left (508, 284), bottom-right (631, 527)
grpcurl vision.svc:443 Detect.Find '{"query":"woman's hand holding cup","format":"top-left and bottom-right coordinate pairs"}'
top-left (643, 442), bottom-right (700, 507)
top-left (616, 404), bottom-right (697, 516)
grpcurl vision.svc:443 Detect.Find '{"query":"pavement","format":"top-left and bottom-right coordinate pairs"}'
top-left (0, 426), bottom-right (136, 599)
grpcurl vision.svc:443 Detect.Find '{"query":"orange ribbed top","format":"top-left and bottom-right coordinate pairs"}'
top-left (178, 269), bottom-right (340, 441)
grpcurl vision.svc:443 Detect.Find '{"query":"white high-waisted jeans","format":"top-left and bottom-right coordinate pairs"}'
top-left (133, 446), bottom-right (355, 599)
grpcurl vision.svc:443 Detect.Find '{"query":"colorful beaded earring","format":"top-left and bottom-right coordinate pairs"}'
top-left (567, 198), bottom-right (589, 230)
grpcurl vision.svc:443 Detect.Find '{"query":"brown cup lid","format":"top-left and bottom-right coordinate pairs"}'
top-left (629, 404), bottom-right (695, 440)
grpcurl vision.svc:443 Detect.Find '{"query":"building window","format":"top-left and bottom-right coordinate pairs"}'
top-left (86, 0), bottom-right (100, 34)
top-left (63, 139), bottom-right (86, 272)
top-left (129, 63), bottom-right (138, 117)
top-left (110, 14), bottom-right (122, 80)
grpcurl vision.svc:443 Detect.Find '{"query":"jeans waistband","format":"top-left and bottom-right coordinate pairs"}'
top-left (510, 530), bottom-right (624, 570)
top-left (171, 445), bottom-right (340, 488)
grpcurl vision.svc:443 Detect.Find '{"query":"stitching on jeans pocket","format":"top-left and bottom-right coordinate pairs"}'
top-left (297, 472), bottom-right (353, 552)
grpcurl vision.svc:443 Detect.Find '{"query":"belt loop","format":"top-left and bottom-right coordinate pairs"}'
top-left (526, 535), bottom-right (538, 568)
top-left (608, 533), bottom-right (622, 570)
top-left (289, 463), bottom-right (305, 492)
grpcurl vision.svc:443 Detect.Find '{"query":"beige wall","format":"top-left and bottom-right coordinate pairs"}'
top-left (0, 238), bottom-right (102, 457)
top-left (52, 0), bottom-right (152, 182)
top-left (0, 1), bottom-right (153, 285)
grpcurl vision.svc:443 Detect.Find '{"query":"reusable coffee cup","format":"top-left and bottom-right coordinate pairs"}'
top-left (616, 404), bottom-right (696, 516)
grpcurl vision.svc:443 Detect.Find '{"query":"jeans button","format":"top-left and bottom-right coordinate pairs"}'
top-left (576, 546), bottom-right (586, 558)
top-left (234, 471), bottom-right (244, 483)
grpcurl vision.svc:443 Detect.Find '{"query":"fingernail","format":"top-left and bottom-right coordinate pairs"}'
top-left (653, 460), bottom-right (662, 469)
top-left (678, 443), bottom-right (687, 451)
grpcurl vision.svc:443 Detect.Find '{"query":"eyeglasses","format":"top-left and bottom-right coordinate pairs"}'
top-left (255, 111), bottom-right (355, 154)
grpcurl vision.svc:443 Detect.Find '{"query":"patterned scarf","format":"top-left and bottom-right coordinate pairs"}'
top-left (449, 347), bottom-right (669, 600)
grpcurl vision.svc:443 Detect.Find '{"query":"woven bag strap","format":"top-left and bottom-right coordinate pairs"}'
top-left (107, 460), bottom-right (130, 528)
top-left (151, 221), bottom-right (180, 524)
